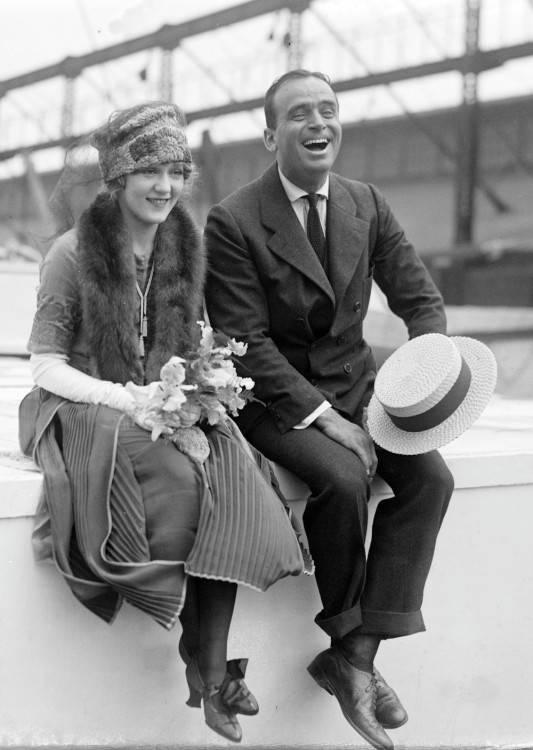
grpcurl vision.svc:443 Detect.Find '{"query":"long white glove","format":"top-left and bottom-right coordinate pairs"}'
top-left (30, 352), bottom-right (136, 414)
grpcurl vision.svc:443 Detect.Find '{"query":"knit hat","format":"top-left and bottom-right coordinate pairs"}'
top-left (90, 101), bottom-right (192, 184)
top-left (367, 333), bottom-right (497, 455)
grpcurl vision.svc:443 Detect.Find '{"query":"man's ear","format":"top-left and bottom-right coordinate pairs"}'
top-left (263, 128), bottom-right (277, 152)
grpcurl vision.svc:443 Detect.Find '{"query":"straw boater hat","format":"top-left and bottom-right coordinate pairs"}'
top-left (367, 333), bottom-right (497, 455)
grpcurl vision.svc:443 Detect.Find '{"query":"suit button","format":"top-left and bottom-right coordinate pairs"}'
top-left (353, 301), bottom-right (362, 312)
top-left (343, 363), bottom-right (353, 374)
top-left (296, 316), bottom-right (306, 327)
top-left (336, 335), bottom-right (345, 345)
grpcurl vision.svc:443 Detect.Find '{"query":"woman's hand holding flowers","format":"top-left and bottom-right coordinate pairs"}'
top-left (124, 323), bottom-right (254, 464)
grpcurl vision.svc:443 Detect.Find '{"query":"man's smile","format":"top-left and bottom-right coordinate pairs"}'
top-left (302, 137), bottom-right (330, 152)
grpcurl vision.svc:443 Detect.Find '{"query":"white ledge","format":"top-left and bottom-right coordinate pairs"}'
top-left (2, 441), bottom-right (532, 521)
top-left (2, 394), bottom-right (533, 521)
top-left (2, 389), bottom-right (533, 747)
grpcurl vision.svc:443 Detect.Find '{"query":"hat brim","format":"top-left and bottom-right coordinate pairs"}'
top-left (367, 336), bottom-right (497, 455)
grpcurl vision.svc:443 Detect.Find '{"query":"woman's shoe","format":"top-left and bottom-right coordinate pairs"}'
top-left (185, 657), bottom-right (242, 743)
top-left (223, 659), bottom-right (260, 716)
top-left (179, 636), bottom-right (259, 716)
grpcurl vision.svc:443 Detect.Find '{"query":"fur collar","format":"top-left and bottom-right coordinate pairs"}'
top-left (77, 192), bottom-right (205, 384)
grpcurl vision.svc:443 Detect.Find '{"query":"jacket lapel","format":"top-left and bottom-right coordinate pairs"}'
top-left (326, 175), bottom-right (370, 305)
top-left (259, 165), bottom-right (334, 303)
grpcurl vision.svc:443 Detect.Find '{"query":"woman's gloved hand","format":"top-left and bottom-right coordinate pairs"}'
top-left (124, 381), bottom-right (165, 433)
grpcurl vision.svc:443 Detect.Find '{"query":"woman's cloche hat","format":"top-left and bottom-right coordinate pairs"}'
top-left (90, 101), bottom-right (192, 184)
top-left (367, 333), bottom-right (497, 455)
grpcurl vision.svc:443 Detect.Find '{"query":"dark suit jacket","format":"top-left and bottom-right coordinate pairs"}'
top-left (205, 163), bottom-right (446, 435)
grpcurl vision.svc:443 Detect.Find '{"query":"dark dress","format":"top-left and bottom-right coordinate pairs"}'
top-left (21, 200), bottom-right (310, 630)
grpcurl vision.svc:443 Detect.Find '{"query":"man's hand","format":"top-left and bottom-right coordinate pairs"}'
top-left (315, 407), bottom-right (378, 478)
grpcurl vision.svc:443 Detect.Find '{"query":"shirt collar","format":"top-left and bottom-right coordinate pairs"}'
top-left (278, 167), bottom-right (329, 204)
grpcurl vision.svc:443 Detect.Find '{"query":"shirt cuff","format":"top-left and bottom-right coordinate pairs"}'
top-left (293, 400), bottom-right (331, 430)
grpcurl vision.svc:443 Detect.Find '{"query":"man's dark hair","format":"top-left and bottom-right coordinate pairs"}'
top-left (264, 69), bottom-right (335, 129)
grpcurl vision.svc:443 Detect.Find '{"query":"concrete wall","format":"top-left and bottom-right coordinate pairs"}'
top-left (1, 439), bottom-right (533, 749)
top-left (0, 262), bottom-right (38, 355)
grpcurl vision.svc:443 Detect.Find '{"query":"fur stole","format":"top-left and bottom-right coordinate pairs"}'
top-left (77, 192), bottom-right (205, 385)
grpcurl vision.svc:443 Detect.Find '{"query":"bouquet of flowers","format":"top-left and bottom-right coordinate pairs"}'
top-left (127, 322), bottom-right (254, 463)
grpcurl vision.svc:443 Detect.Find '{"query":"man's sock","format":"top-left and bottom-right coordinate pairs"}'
top-left (336, 632), bottom-right (381, 673)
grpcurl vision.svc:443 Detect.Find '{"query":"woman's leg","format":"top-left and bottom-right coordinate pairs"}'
top-left (117, 421), bottom-right (242, 740)
top-left (118, 422), bottom-right (237, 683)
top-left (179, 578), bottom-right (200, 658)
top-left (185, 578), bottom-right (243, 743)
top-left (195, 579), bottom-right (237, 686)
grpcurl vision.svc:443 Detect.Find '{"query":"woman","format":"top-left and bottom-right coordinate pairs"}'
top-left (19, 101), bottom-right (310, 744)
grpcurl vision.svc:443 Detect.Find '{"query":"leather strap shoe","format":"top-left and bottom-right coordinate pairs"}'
top-left (179, 636), bottom-right (258, 716)
top-left (374, 669), bottom-right (408, 729)
top-left (184, 657), bottom-right (242, 743)
top-left (308, 648), bottom-right (393, 750)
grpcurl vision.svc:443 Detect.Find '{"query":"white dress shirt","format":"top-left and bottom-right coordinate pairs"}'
top-left (278, 168), bottom-right (329, 235)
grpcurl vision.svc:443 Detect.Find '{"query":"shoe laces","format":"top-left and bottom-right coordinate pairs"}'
top-left (365, 673), bottom-right (378, 711)
top-left (373, 669), bottom-right (386, 692)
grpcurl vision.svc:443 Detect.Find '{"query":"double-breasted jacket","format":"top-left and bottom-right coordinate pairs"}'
top-left (205, 163), bottom-right (446, 435)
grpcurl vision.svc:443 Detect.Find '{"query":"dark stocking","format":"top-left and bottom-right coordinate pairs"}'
top-left (179, 578), bottom-right (200, 656)
top-left (195, 579), bottom-right (237, 686)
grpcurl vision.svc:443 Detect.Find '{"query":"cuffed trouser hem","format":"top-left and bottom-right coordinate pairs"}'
top-left (316, 606), bottom-right (426, 640)
top-left (315, 603), bottom-right (363, 640)
top-left (358, 608), bottom-right (426, 638)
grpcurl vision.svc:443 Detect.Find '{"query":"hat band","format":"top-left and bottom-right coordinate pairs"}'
top-left (388, 357), bottom-right (472, 433)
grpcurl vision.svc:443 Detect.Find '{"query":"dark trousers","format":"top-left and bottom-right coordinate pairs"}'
top-left (246, 412), bottom-right (454, 641)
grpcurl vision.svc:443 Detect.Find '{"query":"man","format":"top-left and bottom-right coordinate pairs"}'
top-left (205, 69), bottom-right (453, 750)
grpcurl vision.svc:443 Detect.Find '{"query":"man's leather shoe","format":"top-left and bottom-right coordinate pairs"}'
top-left (374, 669), bottom-right (408, 729)
top-left (308, 648), bottom-right (393, 750)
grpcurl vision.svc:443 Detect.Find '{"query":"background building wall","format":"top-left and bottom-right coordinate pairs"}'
top-left (1, 94), bottom-right (531, 251)
top-left (2, 94), bottom-right (532, 305)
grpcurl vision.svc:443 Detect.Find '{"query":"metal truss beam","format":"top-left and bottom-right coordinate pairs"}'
top-left (454, 0), bottom-right (483, 244)
top-left (151, 40), bottom-right (533, 122)
top-left (0, 0), bottom-right (311, 95)
top-left (0, 40), bottom-right (531, 163)
top-left (331, 41), bottom-right (533, 91)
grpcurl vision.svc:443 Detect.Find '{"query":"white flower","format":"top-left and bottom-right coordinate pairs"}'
top-left (202, 361), bottom-right (236, 389)
top-left (160, 356), bottom-right (187, 386)
top-left (162, 390), bottom-right (188, 412)
top-left (227, 338), bottom-right (248, 356)
top-left (132, 323), bottom-right (253, 454)
top-left (197, 320), bottom-right (215, 352)
top-left (237, 377), bottom-right (255, 391)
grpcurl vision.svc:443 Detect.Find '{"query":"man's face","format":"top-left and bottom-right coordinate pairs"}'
top-left (264, 76), bottom-right (342, 192)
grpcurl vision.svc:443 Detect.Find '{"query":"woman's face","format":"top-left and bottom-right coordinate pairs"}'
top-left (118, 162), bottom-right (185, 229)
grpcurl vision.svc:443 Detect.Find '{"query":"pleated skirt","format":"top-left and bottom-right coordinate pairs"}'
top-left (45, 403), bottom-right (307, 629)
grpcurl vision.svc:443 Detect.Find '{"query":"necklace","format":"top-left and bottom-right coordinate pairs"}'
top-left (135, 262), bottom-right (155, 357)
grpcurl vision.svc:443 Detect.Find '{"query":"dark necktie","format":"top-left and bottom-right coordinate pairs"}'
top-left (305, 193), bottom-right (326, 265)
